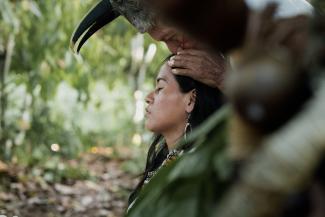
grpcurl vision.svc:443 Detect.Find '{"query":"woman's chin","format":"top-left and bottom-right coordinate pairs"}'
top-left (145, 121), bottom-right (153, 131)
top-left (145, 122), bottom-right (160, 134)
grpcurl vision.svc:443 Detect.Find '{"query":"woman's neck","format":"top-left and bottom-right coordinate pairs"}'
top-left (163, 123), bottom-right (186, 150)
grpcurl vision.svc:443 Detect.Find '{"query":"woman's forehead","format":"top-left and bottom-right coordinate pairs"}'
top-left (157, 63), bottom-right (173, 82)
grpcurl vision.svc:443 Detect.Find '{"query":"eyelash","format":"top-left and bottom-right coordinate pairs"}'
top-left (155, 87), bottom-right (163, 93)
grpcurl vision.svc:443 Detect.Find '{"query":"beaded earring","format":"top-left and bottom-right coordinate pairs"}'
top-left (184, 113), bottom-right (192, 140)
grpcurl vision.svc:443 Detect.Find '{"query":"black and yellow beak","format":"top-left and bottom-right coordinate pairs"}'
top-left (70, 0), bottom-right (120, 53)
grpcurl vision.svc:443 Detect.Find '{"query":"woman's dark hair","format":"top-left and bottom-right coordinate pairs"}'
top-left (128, 55), bottom-right (224, 205)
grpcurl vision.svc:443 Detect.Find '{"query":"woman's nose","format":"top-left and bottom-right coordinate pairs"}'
top-left (145, 91), bottom-right (154, 104)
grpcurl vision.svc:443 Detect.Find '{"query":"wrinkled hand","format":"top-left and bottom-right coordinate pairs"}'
top-left (168, 49), bottom-right (226, 91)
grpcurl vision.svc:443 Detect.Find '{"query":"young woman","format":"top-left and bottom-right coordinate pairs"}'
top-left (128, 55), bottom-right (224, 207)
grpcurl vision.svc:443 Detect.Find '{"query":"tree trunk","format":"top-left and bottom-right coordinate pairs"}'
top-left (0, 50), bottom-right (6, 145)
top-left (0, 34), bottom-right (15, 148)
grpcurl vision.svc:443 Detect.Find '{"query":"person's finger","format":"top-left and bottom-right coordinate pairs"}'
top-left (172, 53), bottom-right (201, 61)
top-left (168, 55), bottom-right (201, 69)
top-left (172, 68), bottom-right (216, 87)
top-left (177, 49), bottom-right (224, 63)
top-left (177, 49), bottom-right (208, 57)
top-left (171, 68), bottom-right (196, 77)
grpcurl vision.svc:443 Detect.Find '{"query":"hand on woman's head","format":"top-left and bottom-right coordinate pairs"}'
top-left (168, 49), bottom-right (226, 91)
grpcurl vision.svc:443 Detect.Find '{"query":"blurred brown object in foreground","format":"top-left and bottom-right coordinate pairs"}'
top-left (225, 4), bottom-right (312, 163)
top-left (215, 4), bottom-right (325, 216)
top-left (227, 4), bottom-right (312, 134)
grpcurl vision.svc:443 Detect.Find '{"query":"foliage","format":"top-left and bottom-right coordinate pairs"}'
top-left (0, 0), bottom-right (169, 169)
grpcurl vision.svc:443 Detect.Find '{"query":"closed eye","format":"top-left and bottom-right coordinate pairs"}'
top-left (155, 87), bottom-right (163, 93)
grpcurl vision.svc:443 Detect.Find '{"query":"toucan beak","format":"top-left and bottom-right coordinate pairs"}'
top-left (70, 0), bottom-right (120, 53)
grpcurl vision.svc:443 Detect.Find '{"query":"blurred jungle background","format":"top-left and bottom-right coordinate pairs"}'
top-left (2, 0), bottom-right (324, 217)
top-left (0, 0), bottom-right (169, 216)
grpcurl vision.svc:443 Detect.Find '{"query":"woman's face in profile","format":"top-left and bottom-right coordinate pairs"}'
top-left (145, 63), bottom-right (189, 134)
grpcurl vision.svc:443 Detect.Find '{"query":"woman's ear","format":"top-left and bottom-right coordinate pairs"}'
top-left (185, 89), bottom-right (197, 113)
